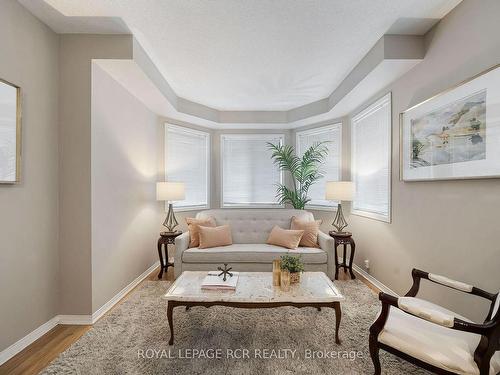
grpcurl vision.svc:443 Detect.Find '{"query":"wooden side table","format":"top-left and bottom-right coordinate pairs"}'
top-left (329, 231), bottom-right (356, 280)
top-left (157, 231), bottom-right (182, 279)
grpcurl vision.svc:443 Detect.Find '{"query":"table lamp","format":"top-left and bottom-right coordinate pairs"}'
top-left (156, 182), bottom-right (185, 233)
top-left (325, 181), bottom-right (355, 234)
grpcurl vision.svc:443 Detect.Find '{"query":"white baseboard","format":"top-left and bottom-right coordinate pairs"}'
top-left (0, 262), bottom-right (158, 366)
top-left (58, 315), bottom-right (93, 325)
top-left (0, 316), bottom-right (59, 366)
top-left (352, 263), bottom-right (399, 296)
top-left (91, 261), bottom-right (158, 323)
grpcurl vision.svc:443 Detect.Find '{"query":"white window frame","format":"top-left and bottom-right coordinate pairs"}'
top-left (165, 124), bottom-right (210, 212)
top-left (296, 123), bottom-right (342, 211)
top-left (350, 93), bottom-right (392, 222)
top-left (220, 133), bottom-right (285, 208)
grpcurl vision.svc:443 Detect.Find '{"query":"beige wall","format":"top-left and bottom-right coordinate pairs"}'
top-left (91, 64), bottom-right (161, 312)
top-left (342, 0), bottom-right (500, 322)
top-left (0, 0), bottom-right (59, 351)
top-left (58, 34), bottom-right (133, 315)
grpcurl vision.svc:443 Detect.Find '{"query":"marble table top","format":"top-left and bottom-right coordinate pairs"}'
top-left (165, 271), bottom-right (344, 303)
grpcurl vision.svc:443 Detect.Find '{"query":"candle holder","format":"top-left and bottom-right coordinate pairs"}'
top-left (272, 259), bottom-right (281, 286)
top-left (280, 269), bottom-right (291, 292)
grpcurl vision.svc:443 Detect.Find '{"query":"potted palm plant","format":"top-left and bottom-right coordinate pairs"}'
top-left (267, 142), bottom-right (329, 209)
top-left (280, 254), bottom-right (304, 284)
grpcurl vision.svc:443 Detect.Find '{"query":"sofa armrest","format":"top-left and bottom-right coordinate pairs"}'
top-left (174, 232), bottom-right (190, 278)
top-left (318, 231), bottom-right (334, 279)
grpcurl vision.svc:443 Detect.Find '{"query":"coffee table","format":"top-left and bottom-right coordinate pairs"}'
top-left (165, 271), bottom-right (344, 345)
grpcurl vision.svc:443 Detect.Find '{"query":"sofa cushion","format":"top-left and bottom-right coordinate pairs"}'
top-left (199, 225), bottom-right (233, 248)
top-left (378, 298), bottom-right (500, 375)
top-left (266, 226), bottom-right (304, 249)
top-left (186, 217), bottom-right (216, 248)
top-left (196, 209), bottom-right (314, 244)
top-left (182, 244), bottom-right (327, 264)
top-left (291, 216), bottom-right (321, 248)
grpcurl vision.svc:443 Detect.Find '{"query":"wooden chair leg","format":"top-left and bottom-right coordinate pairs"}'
top-left (369, 335), bottom-right (382, 375)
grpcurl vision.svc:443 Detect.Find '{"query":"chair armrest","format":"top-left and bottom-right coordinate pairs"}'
top-left (376, 293), bottom-right (497, 335)
top-left (398, 297), bottom-right (455, 327)
top-left (405, 269), bottom-right (496, 301)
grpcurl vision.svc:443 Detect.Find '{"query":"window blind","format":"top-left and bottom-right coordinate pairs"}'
top-left (296, 124), bottom-right (342, 208)
top-left (351, 93), bottom-right (392, 222)
top-left (165, 125), bottom-right (210, 209)
top-left (221, 134), bottom-right (284, 207)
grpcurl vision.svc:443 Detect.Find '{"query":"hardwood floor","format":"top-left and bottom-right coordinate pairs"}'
top-left (0, 265), bottom-right (377, 375)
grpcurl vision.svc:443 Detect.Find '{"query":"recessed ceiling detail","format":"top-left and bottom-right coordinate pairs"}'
top-left (20, 0), bottom-right (462, 127)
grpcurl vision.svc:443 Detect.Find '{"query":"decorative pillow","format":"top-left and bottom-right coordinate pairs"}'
top-left (266, 226), bottom-right (304, 249)
top-left (290, 216), bottom-right (322, 248)
top-left (186, 217), bottom-right (216, 248)
top-left (198, 225), bottom-right (233, 249)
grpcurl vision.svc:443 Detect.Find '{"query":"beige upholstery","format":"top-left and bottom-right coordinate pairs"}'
top-left (377, 298), bottom-right (500, 375)
top-left (398, 297), bottom-right (455, 327)
top-left (183, 244), bottom-right (327, 264)
top-left (175, 209), bottom-right (333, 278)
top-left (428, 273), bottom-right (473, 293)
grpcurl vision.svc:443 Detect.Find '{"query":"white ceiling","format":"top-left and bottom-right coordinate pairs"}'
top-left (38, 0), bottom-right (460, 112)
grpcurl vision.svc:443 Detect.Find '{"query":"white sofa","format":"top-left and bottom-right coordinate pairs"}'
top-left (174, 209), bottom-right (334, 279)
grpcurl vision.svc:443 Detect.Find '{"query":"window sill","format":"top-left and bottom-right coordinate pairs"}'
top-left (221, 204), bottom-right (285, 209)
top-left (173, 205), bottom-right (209, 213)
top-left (305, 205), bottom-right (336, 212)
top-left (351, 209), bottom-right (391, 223)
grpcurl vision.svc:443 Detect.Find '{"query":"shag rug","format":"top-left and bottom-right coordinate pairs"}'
top-left (41, 279), bottom-right (430, 374)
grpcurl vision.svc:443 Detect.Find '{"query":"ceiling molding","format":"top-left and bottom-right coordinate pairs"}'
top-left (20, 1), bottom-right (438, 127)
top-left (130, 33), bottom-right (425, 124)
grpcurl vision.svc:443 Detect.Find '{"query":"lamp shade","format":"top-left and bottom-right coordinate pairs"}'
top-left (156, 182), bottom-right (185, 201)
top-left (325, 181), bottom-right (355, 201)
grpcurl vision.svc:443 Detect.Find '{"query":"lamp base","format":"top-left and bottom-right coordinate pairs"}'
top-left (331, 203), bottom-right (349, 233)
top-left (163, 203), bottom-right (179, 232)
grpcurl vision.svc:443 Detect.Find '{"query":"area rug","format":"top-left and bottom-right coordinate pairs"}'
top-left (41, 279), bottom-right (430, 374)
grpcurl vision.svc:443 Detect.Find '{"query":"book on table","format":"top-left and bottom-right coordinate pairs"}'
top-left (201, 271), bottom-right (239, 290)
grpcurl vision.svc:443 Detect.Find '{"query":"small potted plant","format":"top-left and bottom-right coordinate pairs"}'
top-left (280, 254), bottom-right (304, 284)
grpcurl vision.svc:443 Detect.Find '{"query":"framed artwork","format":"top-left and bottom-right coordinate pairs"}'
top-left (0, 79), bottom-right (21, 184)
top-left (400, 64), bottom-right (500, 181)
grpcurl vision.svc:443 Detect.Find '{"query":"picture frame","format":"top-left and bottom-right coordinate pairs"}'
top-left (0, 78), bottom-right (22, 184)
top-left (400, 64), bottom-right (500, 182)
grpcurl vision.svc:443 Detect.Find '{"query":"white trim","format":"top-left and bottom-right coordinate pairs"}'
top-left (220, 133), bottom-right (285, 208)
top-left (0, 316), bottom-right (59, 365)
top-left (351, 263), bottom-right (399, 296)
top-left (350, 92), bottom-right (392, 223)
top-left (91, 262), bottom-right (158, 323)
top-left (0, 262), bottom-right (158, 366)
top-left (58, 315), bottom-right (93, 325)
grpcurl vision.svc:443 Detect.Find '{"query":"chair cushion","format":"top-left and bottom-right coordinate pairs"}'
top-left (377, 298), bottom-right (500, 375)
top-left (182, 244), bottom-right (327, 264)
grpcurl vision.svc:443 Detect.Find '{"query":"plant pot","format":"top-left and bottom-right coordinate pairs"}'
top-left (290, 272), bottom-right (301, 284)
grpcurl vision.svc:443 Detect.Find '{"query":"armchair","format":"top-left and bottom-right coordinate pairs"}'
top-left (369, 269), bottom-right (500, 375)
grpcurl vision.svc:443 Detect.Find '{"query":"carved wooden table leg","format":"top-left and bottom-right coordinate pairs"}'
top-left (334, 301), bottom-right (342, 344)
top-left (348, 238), bottom-right (356, 279)
top-left (334, 241), bottom-right (340, 280)
top-left (157, 238), bottom-right (165, 279)
top-left (167, 301), bottom-right (175, 345)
